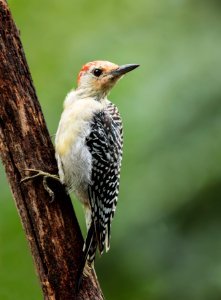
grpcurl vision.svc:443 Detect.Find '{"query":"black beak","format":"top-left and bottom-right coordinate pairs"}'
top-left (110, 64), bottom-right (140, 77)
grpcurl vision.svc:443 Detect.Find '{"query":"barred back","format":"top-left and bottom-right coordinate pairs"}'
top-left (86, 102), bottom-right (123, 263)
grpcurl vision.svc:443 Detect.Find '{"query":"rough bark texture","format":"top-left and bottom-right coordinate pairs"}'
top-left (0, 1), bottom-right (104, 299)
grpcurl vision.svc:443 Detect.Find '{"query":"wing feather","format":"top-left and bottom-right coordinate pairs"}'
top-left (86, 103), bottom-right (123, 254)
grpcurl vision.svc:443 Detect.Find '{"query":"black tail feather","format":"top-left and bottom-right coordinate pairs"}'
top-left (76, 224), bottom-right (94, 291)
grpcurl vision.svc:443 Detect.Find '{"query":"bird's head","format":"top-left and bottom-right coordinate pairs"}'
top-left (76, 60), bottom-right (139, 99)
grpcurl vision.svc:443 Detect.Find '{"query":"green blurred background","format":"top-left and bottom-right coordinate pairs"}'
top-left (1, 0), bottom-right (221, 299)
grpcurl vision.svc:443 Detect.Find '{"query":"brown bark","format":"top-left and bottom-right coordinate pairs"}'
top-left (0, 1), bottom-right (104, 299)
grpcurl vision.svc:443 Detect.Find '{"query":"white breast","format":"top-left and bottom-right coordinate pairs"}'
top-left (55, 90), bottom-right (106, 202)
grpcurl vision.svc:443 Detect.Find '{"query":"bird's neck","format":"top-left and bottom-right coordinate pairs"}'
top-left (76, 85), bottom-right (109, 101)
top-left (64, 89), bottom-right (108, 109)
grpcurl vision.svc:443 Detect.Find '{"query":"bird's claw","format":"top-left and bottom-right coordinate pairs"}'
top-left (20, 168), bottom-right (61, 202)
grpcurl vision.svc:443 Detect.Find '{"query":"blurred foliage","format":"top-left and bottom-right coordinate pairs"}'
top-left (1, 0), bottom-right (221, 299)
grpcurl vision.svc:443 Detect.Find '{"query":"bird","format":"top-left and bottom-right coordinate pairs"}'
top-left (55, 61), bottom-right (139, 274)
top-left (22, 60), bottom-right (139, 277)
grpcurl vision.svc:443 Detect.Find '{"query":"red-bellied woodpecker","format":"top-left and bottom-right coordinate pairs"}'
top-left (55, 61), bottom-right (139, 273)
top-left (21, 61), bottom-right (139, 277)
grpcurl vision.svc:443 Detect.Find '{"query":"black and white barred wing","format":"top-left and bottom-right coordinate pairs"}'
top-left (86, 104), bottom-right (123, 255)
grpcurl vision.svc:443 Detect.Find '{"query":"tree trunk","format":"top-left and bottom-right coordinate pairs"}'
top-left (0, 1), bottom-right (104, 299)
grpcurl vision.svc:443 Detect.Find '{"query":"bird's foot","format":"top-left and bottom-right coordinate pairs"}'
top-left (21, 168), bottom-right (61, 202)
top-left (83, 261), bottom-right (93, 278)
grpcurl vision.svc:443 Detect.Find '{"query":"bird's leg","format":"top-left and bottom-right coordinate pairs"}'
top-left (21, 168), bottom-right (61, 202)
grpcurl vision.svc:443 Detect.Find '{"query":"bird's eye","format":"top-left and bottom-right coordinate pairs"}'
top-left (93, 68), bottom-right (103, 77)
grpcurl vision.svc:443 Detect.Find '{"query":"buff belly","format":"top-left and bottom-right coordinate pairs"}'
top-left (56, 134), bottom-right (92, 203)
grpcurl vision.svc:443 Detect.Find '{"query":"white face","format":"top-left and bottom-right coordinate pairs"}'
top-left (77, 61), bottom-right (120, 97)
